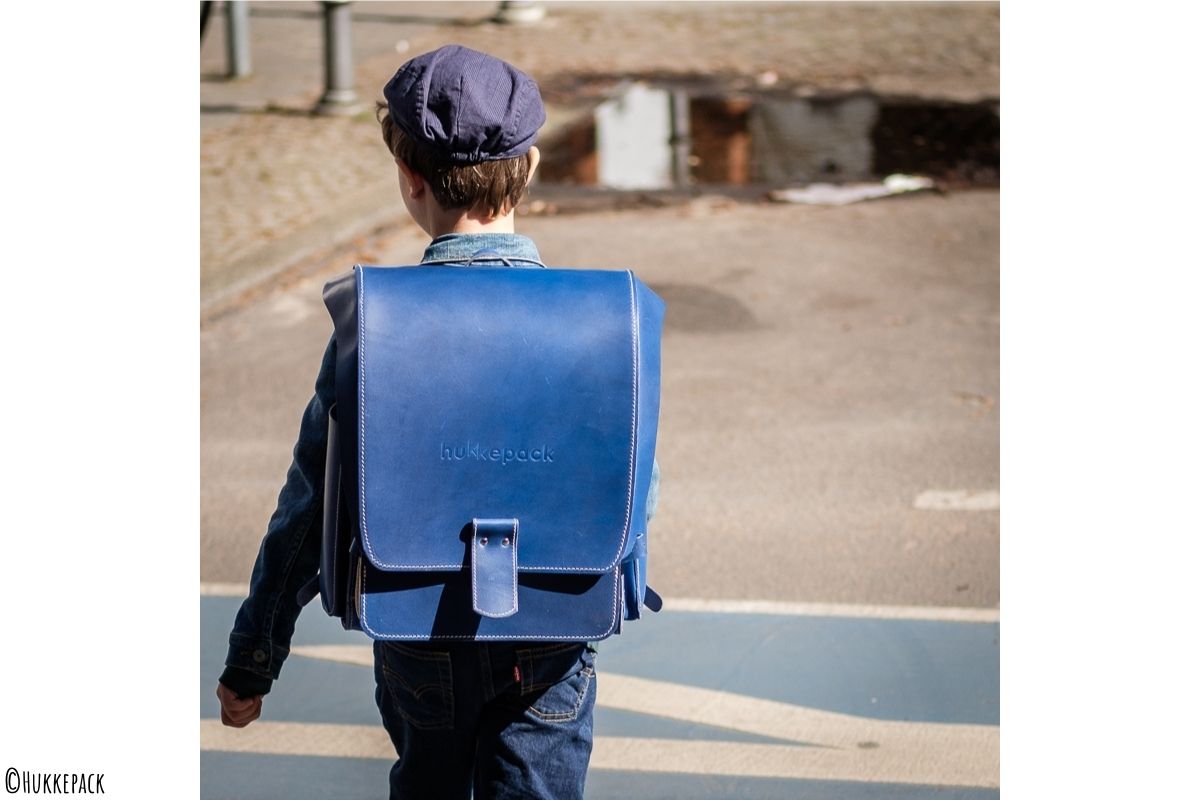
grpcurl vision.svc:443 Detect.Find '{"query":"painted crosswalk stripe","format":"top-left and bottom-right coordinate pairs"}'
top-left (662, 598), bottom-right (998, 622)
top-left (201, 717), bottom-right (997, 788)
top-left (200, 582), bottom-right (250, 597)
top-left (913, 489), bottom-right (1000, 510)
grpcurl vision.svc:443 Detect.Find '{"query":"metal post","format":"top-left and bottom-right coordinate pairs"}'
top-left (225, 1), bottom-right (252, 78)
top-left (669, 89), bottom-right (692, 188)
top-left (315, 1), bottom-right (363, 116)
top-left (494, 1), bottom-right (545, 25)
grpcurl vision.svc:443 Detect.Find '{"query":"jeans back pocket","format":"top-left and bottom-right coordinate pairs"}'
top-left (515, 643), bottom-right (596, 723)
top-left (375, 642), bottom-right (455, 730)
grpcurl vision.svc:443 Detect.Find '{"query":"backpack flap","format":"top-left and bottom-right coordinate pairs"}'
top-left (357, 265), bottom-right (644, 575)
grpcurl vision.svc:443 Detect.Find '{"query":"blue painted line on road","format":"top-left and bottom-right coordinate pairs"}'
top-left (592, 610), bottom-right (998, 725)
top-left (203, 752), bottom-right (999, 800)
top-left (203, 752), bottom-right (387, 800)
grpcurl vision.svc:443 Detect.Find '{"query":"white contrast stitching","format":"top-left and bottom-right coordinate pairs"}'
top-left (470, 519), bottom-right (478, 613)
top-left (619, 270), bottom-right (639, 565)
top-left (633, 553), bottom-right (641, 611)
top-left (357, 266), bottom-right (373, 563)
top-left (509, 520), bottom-right (519, 613)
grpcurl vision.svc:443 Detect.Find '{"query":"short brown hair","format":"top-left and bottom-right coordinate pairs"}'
top-left (377, 102), bottom-right (532, 218)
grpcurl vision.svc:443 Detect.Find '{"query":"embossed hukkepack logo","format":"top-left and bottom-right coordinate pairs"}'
top-left (440, 442), bottom-right (555, 464)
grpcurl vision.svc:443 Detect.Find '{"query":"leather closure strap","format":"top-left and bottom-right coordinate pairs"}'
top-left (471, 518), bottom-right (519, 619)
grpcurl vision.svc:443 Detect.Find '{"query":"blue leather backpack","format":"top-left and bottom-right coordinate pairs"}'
top-left (316, 264), bottom-right (665, 641)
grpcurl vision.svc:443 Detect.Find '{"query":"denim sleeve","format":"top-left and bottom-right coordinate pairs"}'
top-left (223, 336), bottom-right (336, 685)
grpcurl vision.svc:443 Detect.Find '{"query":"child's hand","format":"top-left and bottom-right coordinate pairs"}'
top-left (216, 682), bottom-right (263, 728)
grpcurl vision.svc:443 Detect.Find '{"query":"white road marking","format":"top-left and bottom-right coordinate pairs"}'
top-left (592, 734), bottom-right (996, 787)
top-left (201, 585), bottom-right (998, 622)
top-left (291, 644), bottom-right (373, 667)
top-left (598, 673), bottom-right (997, 787)
top-left (202, 718), bottom-right (997, 788)
top-left (664, 598), bottom-right (998, 623)
top-left (279, 646), bottom-right (998, 787)
top-left (913, 489), bottom-right (1000, 511)
top-left (203, 719), bottom-right (392, 760)
top-left (200, 582), bottom-right (248, 597)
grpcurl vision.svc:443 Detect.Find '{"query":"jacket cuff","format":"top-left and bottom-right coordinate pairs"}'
top-left (219, 665), bottom-right (273, 698)
top-left (225, 632), bottom-right (291, 681)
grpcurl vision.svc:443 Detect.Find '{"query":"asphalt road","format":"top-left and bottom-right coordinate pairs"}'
top-left (201, 190), bottom-right (998, 609)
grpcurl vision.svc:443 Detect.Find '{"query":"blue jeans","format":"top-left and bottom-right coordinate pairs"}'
top-left (373, 640), bottom-right (597, 800)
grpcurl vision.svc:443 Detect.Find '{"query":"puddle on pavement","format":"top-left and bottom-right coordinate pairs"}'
top-left (538, 84), bottom-right (998, 190)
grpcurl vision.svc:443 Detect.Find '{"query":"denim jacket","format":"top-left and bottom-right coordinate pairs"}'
top-left (221, 233), bottom-right (660, 697)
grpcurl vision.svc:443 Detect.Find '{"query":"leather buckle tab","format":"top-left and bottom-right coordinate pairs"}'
top-left (471, 518), bottom-right (519, 619)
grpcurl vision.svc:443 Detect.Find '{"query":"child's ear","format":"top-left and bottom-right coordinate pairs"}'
top-left (395, 157), bottom-right (426, 199)
top-left (525, 146), bottom-right (541, 186)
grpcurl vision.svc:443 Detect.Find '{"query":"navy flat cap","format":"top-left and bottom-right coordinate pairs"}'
top-left (383, 45), bottom-right (546, 164)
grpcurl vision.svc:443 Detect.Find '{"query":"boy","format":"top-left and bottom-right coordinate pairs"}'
top-left (215, 45), bottom-right (658, 800)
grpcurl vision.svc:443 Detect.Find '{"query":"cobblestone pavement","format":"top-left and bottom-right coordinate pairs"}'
top-left (199, 111), bottom-right (396, 303)
top-left (199, 1), bottom-right (999, 310)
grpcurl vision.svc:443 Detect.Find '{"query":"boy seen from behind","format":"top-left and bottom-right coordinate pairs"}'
top-left (215, 45), bottom-right (658, 800)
